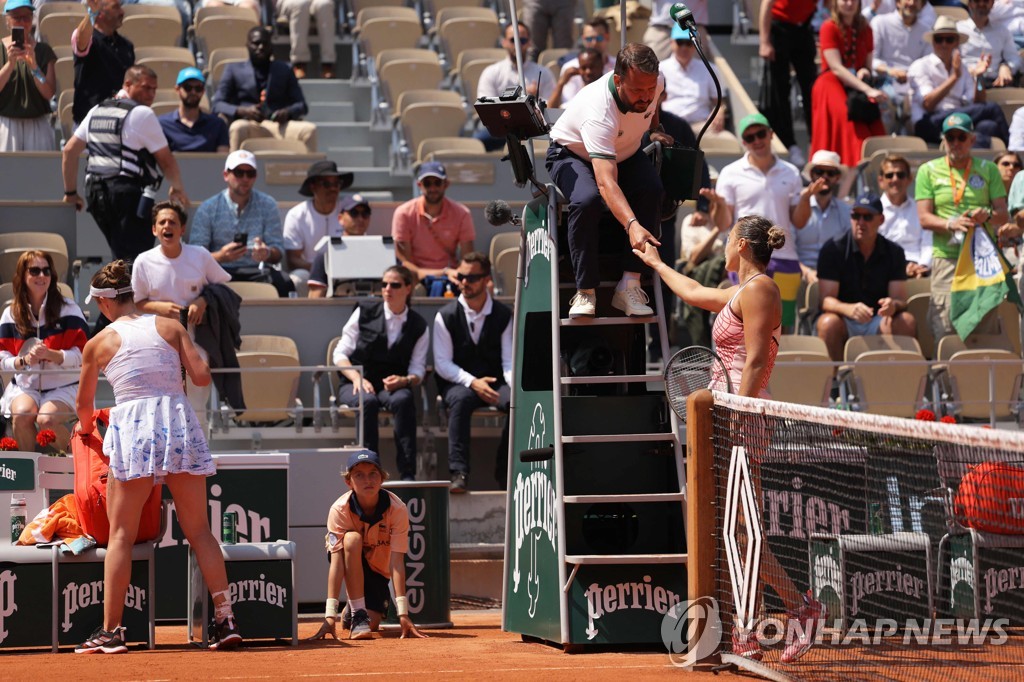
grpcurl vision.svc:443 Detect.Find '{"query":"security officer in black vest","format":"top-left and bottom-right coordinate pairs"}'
top-left (432, 252), bottom-right (512, 493)
top-left (62, 65), bottom-right (189, 263)
top-left (333, 266), bottom-right (429, 481)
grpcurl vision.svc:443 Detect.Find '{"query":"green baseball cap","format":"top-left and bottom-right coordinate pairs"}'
top-left (941, 112), bottom-right (974, 135)
top-left (738, 112), bottom-right (771, 137)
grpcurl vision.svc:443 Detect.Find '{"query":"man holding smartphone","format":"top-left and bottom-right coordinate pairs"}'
top-left (187, 150), bottom-right (294, 297)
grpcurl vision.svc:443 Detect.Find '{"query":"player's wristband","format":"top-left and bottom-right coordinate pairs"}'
top-left (395, 596), bottom-right (408, 617)
top-left (626, 217), bottom-right (638, 231)
top-left (325, 598), bottom-right (339, 618)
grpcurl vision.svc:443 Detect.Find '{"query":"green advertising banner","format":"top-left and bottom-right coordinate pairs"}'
top-left (56, 559), bottom-right (151, 647)
top-left (504, 198), bottom-right (563, 644)
top-left (190, 551), bottom-right (295, 642)
top-left (567, 563), bottom-right (687, 644)
top-left (156, 465), bottom-right (289, 620)
top-left (0, 457), bottom-right (35, 492)
top-left (0, 554), bottom-right (53, 649)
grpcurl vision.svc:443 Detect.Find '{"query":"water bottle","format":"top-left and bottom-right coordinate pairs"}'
top-left (10, 494), bottom-right (26, 543)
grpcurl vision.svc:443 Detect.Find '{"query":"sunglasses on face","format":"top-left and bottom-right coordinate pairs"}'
top-left (851, 212), bottom-right (876, 221)
top-left (347, 208), bottom-right (371, 218)
top-left (811, 168), bottom-right (841, 178)
top-left (1000, 161), bottom-right (1023, 169)
top-left (420, 178), bottom-right (444, 188)
top-left (933, 35), bottom-right (959, 45)
top-left (27, 267), bottom-right (51, 277)
top-left (583, 35), bottom-right (605, 43)
top-left (674, 39), bottom-right (694, 47)
top-left (945, 131), bottom-right (969, 143)
top-left (230, 168), bottom-right (257, 178)
top-left (742, 128), bottom-right (769, 144)
top-left (381, 281), bottom-right (405, 289)
top-left (882, 171), bottom-right (909, 179)
top-left (180, 83), bottom-right (204, 94)
top-left (456, 273), bottom-right (486, 283)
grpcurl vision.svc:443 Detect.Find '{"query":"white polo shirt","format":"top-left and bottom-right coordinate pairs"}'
top-left (957, 18), bottom-right (1022, 80)
top-left (715, 153), bottom-right (802, 261)
top-left (557, 53), bottom-right (615, 103)
top-left (908, 53), bottom-right (975, 124)
top-left (549, 71), bottom-right (664, 162)
top-left (870, 12), bottom-right (930, 94)
top-left (879, 193), bottom-right (932, 267)
top-left (659, 55), bottom-right (722, 125)
top-left (283, 200), bottom-right (343, 266)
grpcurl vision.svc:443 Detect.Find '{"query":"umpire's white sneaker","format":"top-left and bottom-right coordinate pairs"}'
top-left (568, 290), bottom-right (596, 317)
top-left (611, 286), bottom-right (653, 316)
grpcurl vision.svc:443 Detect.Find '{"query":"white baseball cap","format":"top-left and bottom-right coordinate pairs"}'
top-left (224, 150), bottom-right (258, 172)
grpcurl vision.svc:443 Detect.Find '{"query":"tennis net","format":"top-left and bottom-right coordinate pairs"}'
top-left (687, 391), bottom-right (1024, 681)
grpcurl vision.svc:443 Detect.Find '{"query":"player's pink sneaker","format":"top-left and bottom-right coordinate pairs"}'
top-left (781, 591), bottom-right (826, 663)
top-left (731, 625), bottom-right (762, 661)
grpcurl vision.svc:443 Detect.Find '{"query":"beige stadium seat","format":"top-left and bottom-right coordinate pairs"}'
top-left (493, 246), bottom-right (518, 296)
top-left (225, 281), bottom-right (279, 300)
top-left (489, 230), bottom-right (520, 266)
top-left (123, 4), bottom-right (179, 20)
top-left (845, 349), bottom-right (928, 417)
top-left (347, 0), bottom-right (407, 27)
top-left (209, 53), bottom-right (247, 90)
top-left (359, 17), bottom-right (424, 58)
top-left (844, 334), bottom-right (923, 360)
top-left (451, 47), bottom-right (505, 79)
top-left (54, 56), bottom-right (74, 94)
top-left (52, 45), bottom-right (73, 60)
top-left (193, 5), bottom-right (259, 25)
top-left (699, 136), bottom-right (743, 155)
top-left (195, 15), bottom-right (258, 56)
top-left (393, 89), bottom-right (464, 121)
top-left (906, 293), bottom-right (934, 360)
top-left (38, 2), bottom-right (85, 22)
top-left (353, 6), bottom-right (419, 32)
top-left (418, 136), bottom-right (486, 162)
top-left (375, 48), bottom-right (439, 73)
top-left (39, 13), bottom-right (84, 47)
top-left (136, 48), bottom-right (196, 91)
top-left (434, 6), bottom-right (497, 29)
top-left (998, 299), bottom-right (1022, 356)
top-left (120, 15), bottom-right (182, 48)
top-left (399, 102), bottom-right (467, 162)
top-left (240, 138), bottom-right (310, 155)
top-left (149, 102), bottom-right (178, 117)
top-left (0, 232), bottom-right (71, 284)
top-left (437, 17), bottom-right (501, 70)
top-left (459, 58), bottom-right (497, 103)
top-left (769, 351), bottom-right (834, 407)
top-left (380, 59), bottom-right (444, 109)
top-left (905, 276), bottom-right (930, 298)
top-left (944, 349), bottom-right (1022, 420)
top-left (796, 279), bottom-right (819, 335)
top-left (861, 135), bottom-right (927, 161)
top-left (779, 335), bottom-right (830, 354)
top-left (538, 48), bottom-right (570, 72)
top-left (234, 335), bottom-right (301, 424)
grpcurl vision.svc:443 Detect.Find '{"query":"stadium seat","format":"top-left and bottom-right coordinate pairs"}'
top-left (839, 335), bottom-right (927, 416)
top-left (458, 58), bottom-right (498, 104)
top-left (123, 4), bottom-right (180, 21)
top-left (234, 335), bottom-right (301, 424)
top-left (193, 4), bottom-right (259, 26)
top-left (860, 135), bottom-right (927, 162)
top-left (195, 15), bottom-right (258, 58)
top-left (796, 279), bottom-right (819, 335)
top-left (844, 334), bottom-right (923, 359)
top-left (52, 45), bottom-right (73, 60)
top-left (377, 56), bottom-right (443, 122)
top-left (356, 17), bottom-right (424, 78)
top-left (905, 276), bottom-right (931, 298)
top-left (906, 293), bottom-right (934, 359)
top-left (769, 349), bottom-right (834, 407)
top-left (54, 56), bottom-right (74, 94)
top-left (778, 334), bottom-right (830, 354)
top-left (538, 48), bottom-right (570, 72)
top-left (38, 13), bottom-right (83, 47)
top-left (0, 232), bottom-right (72, 286)
top-left (997, 299), bottom-right (1021, 355)
top-left (699, 136), bottom-right (743, 155)
top-left (397, 102), bottom-right (467, 166)
top-left (207, 46), bottom-right (248, 89)
top-left (353, 6), bottom-right (419, 32)
top-left (346, 0), bottom-right (408, 30)
top-left (225, 281), bottom-right (280, 300)
top-left (136, 47), bottom-right (197, 91)
top-left (437, 16), bottom-right (501, 72)
top-left (944, 349), bottom-right (1022, 421)
top-left (240, 138), bottom-right (310, 155)
top-left (493, 246), bottom-right (518, 296)
top-left (488, 230), bottom-right (520, 267)
top-left (418, 136), bottom-right (487, 162)
top-left (120, 14), bottom-right (182, 48)
top-left (433, 6), bottom-right (497, 33)
top-left (37, 1), bottom-right (85, 22)
top-left (393, 89), bottom-right (464, 121)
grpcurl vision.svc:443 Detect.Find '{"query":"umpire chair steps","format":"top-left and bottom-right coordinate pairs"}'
top-left (503, 189), bottom-right (686, 649)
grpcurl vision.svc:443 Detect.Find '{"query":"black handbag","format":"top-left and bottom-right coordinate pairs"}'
top-left (846, 88), bottom-right (881, 124)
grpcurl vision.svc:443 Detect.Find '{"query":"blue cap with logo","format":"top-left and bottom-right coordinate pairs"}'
top-left (346, 449), bottom-right (383, 473)
top-left (416, 161), bottom-right (447, 181)
top-left (339, 193), bottom-right (370, 213)
top-left (853, 191), bottom-right (884, 215)
top-left (671, 24), bottom-right (693, 41)
top-left (176, 66), bottom-right (205, 87)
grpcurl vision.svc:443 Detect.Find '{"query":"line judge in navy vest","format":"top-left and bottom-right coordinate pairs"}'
top-left (332, 265), bottom-right (429, 482)
top-left (432, 252), bottom-right (512, 494)
top-left (72, 0), bottom-right (133, 126)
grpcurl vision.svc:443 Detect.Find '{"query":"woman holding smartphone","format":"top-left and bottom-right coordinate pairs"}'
top-left (0, 0), bottom-right (57, 151)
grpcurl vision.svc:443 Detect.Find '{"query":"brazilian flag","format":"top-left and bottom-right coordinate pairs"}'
top-left (950, 226), bottom-right (1023, 339)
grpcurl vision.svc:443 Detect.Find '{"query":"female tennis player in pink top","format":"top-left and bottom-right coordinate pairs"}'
top-left (636, 214), bottom-right (826, 663)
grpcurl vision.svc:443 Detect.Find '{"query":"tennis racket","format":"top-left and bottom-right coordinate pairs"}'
top-left (663, 345), bottom-right (731, 423)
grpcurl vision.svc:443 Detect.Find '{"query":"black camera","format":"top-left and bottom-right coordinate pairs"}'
top-left (474, 86), bottom-right (549, 141)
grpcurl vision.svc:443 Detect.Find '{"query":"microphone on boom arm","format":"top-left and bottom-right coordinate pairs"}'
top-left (485, 200), bottom-right (522, 227)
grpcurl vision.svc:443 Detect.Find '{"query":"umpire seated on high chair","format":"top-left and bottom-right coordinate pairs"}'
top-left (332, 265), bottom-right (428, 482)
top-left (432, 252), bottom-right (512, 494)
top-left (546, 42), bottom-right (674, 319)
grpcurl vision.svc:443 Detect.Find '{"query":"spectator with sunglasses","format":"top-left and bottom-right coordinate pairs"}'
top-left (432, 252), bottom-right (512, 494)
top-left (188, 150), bottom-right (294, 297)
top-left (916, 112), bottom-right (1012, 340)
top-left (284, 161), bottom-right (354, 295)
top-left (995, 152), bottom-right (1024, 265)
top-left (158, 67), bottom-right (228, 153)
top-left (332, 266), bottom-right (428, 482)
top-left (556, 18), bottom-right (616, 103)
top-left (794, 150), bottom-right (852, 283)
top-left (907, 16), bottom-right (1009, 147)
top-left (957, 0), bottom-right (1021, 89)
top-left (308, 194), bottom-right (374, 298)
top-left (393, 162), bottom-right (475, 297)
top-left (659, 24), bottom-right (730, 137)
top-left (877, 154), bottom-right (931, 277)
top-left (816, 192), bottom-right (916, 361)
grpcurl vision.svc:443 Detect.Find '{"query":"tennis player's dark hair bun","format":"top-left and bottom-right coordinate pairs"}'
top-left (766, 225), bottom-right (786, 251)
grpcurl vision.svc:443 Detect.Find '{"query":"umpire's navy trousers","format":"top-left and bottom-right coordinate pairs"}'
top-left (546, 143), bottom-right (664, 290)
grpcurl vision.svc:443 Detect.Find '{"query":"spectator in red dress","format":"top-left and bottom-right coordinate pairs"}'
top-left (810, 0), bottom-right (888, 166)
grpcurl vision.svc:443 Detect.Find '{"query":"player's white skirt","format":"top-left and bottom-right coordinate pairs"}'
top-left (104, 394), bottom-right (214, 483)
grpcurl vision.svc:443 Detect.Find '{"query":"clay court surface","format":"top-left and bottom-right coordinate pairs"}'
top-left (1, 611), bottom-right (708, 681)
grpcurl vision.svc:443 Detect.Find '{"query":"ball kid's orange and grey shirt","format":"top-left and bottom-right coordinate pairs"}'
top-left (325, 489), bottom-right (410, 578)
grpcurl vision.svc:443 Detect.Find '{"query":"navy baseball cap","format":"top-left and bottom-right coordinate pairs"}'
top-left (852, 192), bottom-right (884, 215)
top-left (339, 193), bottom-right (371, 213)
top-left (417, 161), bottom-right (447, 182)
top-left (346, 449), bottom-right (383, 473)
top-left (176, 66), bottom-right (205, 86)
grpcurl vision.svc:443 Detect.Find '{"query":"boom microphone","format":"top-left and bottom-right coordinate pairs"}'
top-left (669, 3), bottom-right (696, 31)
top-left (485, 200), bottom-right (521, 227)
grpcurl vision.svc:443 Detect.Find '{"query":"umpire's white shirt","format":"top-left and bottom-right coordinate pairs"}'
top-left (549, 71), bottom-right (664, 163)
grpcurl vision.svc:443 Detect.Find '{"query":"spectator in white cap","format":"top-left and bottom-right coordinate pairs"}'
top-left (795, 150), bottom-right (851, 282)
top-left (187, 150), bottom-right (294, 297)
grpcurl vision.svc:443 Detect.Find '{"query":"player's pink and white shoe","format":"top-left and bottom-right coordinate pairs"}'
top-left (781, 591), bottom-right (827, 663)
top-left (731, 625), bottom-right (762, 661)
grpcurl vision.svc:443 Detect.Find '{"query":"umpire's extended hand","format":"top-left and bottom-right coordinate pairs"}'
top-left (627, 220), bottom-right (660, 252)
